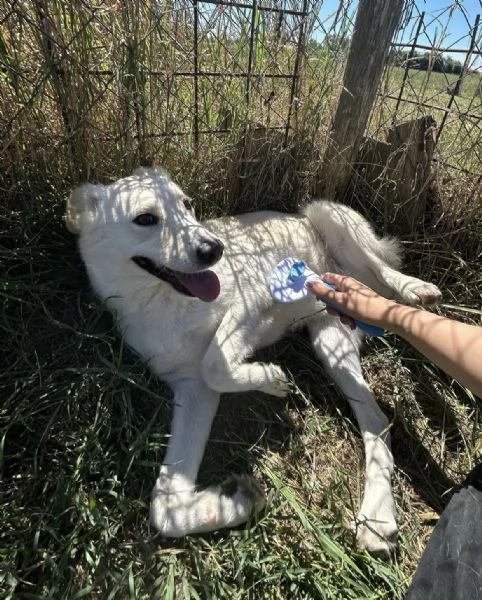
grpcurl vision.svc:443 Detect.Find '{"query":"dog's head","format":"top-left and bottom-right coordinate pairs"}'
top-left (66, 167), bottom-right (224, 302)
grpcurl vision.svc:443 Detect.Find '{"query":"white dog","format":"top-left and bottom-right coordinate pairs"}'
top-left (66, 166), bottom-right (441, 555)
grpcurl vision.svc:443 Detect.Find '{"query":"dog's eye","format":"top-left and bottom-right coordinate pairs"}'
top-left (133, 213), bottom-right (159, 226)
top-left (183, 198), bottom-right (194, 212)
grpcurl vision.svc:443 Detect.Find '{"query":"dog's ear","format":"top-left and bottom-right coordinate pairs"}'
top-left (65, 183), bottom-right (104, 234)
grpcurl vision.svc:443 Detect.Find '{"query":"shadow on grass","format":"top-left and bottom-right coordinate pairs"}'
top-left (2, 204), bottom-right (475, 599)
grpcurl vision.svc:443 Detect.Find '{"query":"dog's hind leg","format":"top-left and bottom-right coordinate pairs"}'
top-left (308, 318), bottom-right (397, 557)
top-left (201, 308), bottom-right (289, 397)
top-left (150, 378), bottom-right (265, 536)
top-left (304, 200), bottom-right (441, 305)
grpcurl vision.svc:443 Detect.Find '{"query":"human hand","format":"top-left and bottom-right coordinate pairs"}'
top-left (306, 273), bottom-right (396, 330)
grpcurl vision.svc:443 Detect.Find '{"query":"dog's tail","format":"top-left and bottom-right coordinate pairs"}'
top-left (302, 200), bottom-right (402, 296)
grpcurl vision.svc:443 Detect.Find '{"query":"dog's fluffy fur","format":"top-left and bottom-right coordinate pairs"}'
top-left (67, 166), bottom-right (441, 555)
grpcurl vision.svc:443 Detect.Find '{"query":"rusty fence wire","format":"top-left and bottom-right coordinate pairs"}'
top-left (0, 0), bottom-right (480, 199)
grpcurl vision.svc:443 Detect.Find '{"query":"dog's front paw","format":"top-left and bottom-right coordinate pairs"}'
top-left (221, 474), bottom-right (267, 514)
top-left (259, 364), bottom-right (290, 397)
top-left (150, 474), bottom-right (266, 537)
top-left (398, 278), bottom-right (441, 306)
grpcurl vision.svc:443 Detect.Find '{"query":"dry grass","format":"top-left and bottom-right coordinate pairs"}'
top-left (1, 1), bottom-right (481, 598)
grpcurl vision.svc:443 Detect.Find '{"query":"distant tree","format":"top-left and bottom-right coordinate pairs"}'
top-left (306, 38), bottom-right (324, 55)
top-left (411, 52), bottom-right (429, 70)
top-left (444, 56), bottom-right (455, 73)
top-left (442, 55), bottom-right (464, 74)
top-left (388, 48), bottom-right (406, 66)
top-left (432, 53), bottom-right (444, 72)
top-left (322, 33), bottom-right (350, 55)
top-left (306, 34), bottom-right (350, 60)
top-left (400, 50), bottom-right (463, 74)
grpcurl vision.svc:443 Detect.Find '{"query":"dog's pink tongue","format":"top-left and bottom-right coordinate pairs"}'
top-left (176, 271), bottom-right (220, 302)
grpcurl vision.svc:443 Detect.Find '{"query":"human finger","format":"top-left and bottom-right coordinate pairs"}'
top-left (305, 279), bottom-right (338, 300)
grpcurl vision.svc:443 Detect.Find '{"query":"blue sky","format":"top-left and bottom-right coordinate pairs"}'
top-left (316, 0), bottom-right (482, 68)
top-left (413, 0), bottom-right (481, 44)
top-left (399, 1), bottom-right (481, 64)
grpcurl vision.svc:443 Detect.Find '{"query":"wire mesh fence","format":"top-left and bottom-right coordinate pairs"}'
top-left (0, 0), bottom-right (349, 197)
top-left (371, 2), bottom-right (482, 181)
top-left (0, 0), bottom-right (480, 207)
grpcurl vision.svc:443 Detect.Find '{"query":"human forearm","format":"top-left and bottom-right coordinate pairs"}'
top-left (388, 306), bottom-right (482, 397)
top-left (307, 275), bottom-right (482, 397)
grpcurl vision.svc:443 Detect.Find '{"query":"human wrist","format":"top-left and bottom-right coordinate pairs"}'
top-left (387, 304), bottom-right (421, 336)
top-left (352, 296), bottom-right (399, 330)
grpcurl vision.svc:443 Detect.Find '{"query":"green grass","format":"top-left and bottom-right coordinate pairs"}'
top-left (1, 186), bottom-right (481, 599)
top-left (372, 67), bottom-right (482, 174)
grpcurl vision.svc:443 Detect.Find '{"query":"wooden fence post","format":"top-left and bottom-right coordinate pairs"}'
top-left (317, 0), bottom-right (404, 199)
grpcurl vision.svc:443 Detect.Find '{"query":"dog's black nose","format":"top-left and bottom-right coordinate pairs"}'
top-left (196, 237), bottom-right (224, 266)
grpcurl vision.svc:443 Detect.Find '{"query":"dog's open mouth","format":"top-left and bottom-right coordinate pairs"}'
top-left (132, 256), bottom-right (220, 302)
